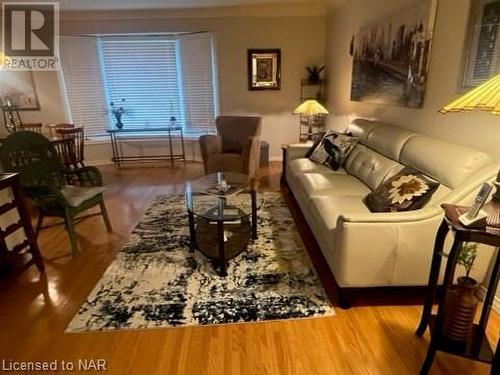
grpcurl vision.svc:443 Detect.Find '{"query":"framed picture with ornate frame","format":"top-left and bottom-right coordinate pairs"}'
top-left (247, 49), bottom-right (281, 90)
top-left (460, 0), bottom-right (500, 91)
top-left (0, 71), bottom-right (40, 110)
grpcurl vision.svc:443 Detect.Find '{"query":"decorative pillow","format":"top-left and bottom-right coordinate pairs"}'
top-left (365, 167), bottom-right (440, 212)
top-left (305, 132), bottom-right (325, 158)
top-left (309, 131), bottom-right (358, 170)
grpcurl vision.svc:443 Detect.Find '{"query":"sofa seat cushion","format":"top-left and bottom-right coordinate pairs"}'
top-left (206, 153), bottom-right (243, 174)
top-left (308, 195), bottom-right (371, 251)
top-left (288, 158), bottom-right (347, 176)
top-left (296, 173), bottom-right (371, 197)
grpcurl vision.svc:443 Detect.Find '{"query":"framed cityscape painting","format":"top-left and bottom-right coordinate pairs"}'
top-left (0, 71), bottom-right (40, 110)
top-left (350, 0), bottom-right (438, 108)
top-left (460, 0), bottom-right (500, 91)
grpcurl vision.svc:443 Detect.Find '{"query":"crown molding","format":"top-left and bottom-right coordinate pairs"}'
top-left (60, 2), bottom-right (329, 21)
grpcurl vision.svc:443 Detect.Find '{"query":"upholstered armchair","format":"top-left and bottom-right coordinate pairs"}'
top-left (199, 116), bottom-right (262, 177)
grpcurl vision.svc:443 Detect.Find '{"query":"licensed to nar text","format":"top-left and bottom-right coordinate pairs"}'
top-left (2, 359), bottom-right (107, 372)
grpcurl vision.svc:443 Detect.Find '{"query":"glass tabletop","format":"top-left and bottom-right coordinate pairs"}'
top-left (185, 172), bottom-right (261, 222)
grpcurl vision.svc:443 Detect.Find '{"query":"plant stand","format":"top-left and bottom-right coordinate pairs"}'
top-left (299, 79), bottom-right (326, 142)
top-left (415, 203), bottom-right (500, 374)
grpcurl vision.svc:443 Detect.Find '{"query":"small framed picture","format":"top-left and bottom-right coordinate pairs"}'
top-left (247, 49), bottom-right (281, 90)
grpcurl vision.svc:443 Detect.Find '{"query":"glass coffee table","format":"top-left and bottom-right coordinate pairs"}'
top-left (185, 172), bottom-right (261, 276)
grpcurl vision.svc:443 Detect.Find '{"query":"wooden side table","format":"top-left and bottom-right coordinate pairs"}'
top-left (416, 203), bottom-right (500, 374)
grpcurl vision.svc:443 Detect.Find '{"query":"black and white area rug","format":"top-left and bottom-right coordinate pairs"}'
top-left (66, 193), bottom-right (334, 332)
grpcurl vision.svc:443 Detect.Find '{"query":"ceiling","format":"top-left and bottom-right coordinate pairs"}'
top-left (48, 0), bottom-right (338, 11)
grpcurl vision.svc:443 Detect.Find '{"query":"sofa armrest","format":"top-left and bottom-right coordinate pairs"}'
top-left (242, 136), bottom-right (261, 177)
top-left (199, 135), bottom-right (222, 173)
top-left (338, 206), bottom-right (443, 224)
top-left (286, 143), bottom-right (312, 163)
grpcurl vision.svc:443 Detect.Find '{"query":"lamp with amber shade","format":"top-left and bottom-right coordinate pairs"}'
top-left (293, 99), bottom-right (329, 141)
top-left (440, 74), bottom-right (500, 233)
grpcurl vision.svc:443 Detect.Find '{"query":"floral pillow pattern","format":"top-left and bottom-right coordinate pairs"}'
top-left (309, 131), bottom-right (358, 171)
top-left (365, 167), bottom-right (440, 212)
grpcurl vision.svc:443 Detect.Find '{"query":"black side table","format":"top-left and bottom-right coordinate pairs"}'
top-left (416, 204), bottom-right (500, 374)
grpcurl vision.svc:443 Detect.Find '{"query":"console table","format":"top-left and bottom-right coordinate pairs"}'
top-left (416, 203), bottom-right (500, 374)
top-left (107, 127), bottom-right (186, 167)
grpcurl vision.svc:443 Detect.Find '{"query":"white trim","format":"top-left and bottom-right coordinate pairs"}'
top-left (87, 159), bottom-right (113, 166)
top-left (478, 285), bottom-right (500, 313)
top-left (270, 156), bottom-right (283, 162)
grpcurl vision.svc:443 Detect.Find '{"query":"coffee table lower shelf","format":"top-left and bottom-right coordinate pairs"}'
top-left (188, 214), bottom-right (253, 277)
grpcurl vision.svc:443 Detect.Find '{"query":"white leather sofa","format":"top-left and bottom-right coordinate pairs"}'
top-left (285, 119), bottom-right (498, 300)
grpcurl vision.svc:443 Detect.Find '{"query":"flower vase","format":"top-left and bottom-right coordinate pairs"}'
top-left (442, 276), bottom-right (480, 341)
top-left (115, 114), bottom-right (123, 129)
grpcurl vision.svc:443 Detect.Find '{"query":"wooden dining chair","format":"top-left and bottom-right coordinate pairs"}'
top-left (55, 127), bottom-right (85, 170)
top-left (16, 123), bottom-right (43, 133)
top-left (53, 127), bottom-right (85, 185)
top-left (54, 123), bottom-right (75, 130)
top-left (0, 132), bottom-right (112, 255)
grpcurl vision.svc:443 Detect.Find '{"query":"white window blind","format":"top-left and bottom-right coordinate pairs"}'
top-left (59, 36), bottom-right (108, 136)
top-left (99, 36), bottom-right (183, 130)
top-left (178, 33), bottom-right (217, 135)
top-left (60, 33), bottom-right (218, 137)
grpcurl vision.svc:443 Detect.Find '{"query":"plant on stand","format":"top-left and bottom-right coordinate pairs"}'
top-left (443, 242), bottom-right (480, 341)
top-left (110, 98), bottom-right (126, 129)
top-left (305, 65), bottom-right (325, 84)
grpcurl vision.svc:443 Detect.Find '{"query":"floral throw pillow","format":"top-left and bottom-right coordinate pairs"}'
top-left (309, 131), bottom-right (358, 170)
top-left (365, 167), bottom-right (440, 212)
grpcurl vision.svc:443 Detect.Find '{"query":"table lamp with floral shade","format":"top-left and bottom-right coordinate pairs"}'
top-left (439, 74), bottom-right (500, 233)
top-left (293, 99), bottom-right (329, 141)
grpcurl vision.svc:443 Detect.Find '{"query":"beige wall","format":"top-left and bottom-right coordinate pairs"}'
top-left (6, 6), bottom-right (326, 161)
top-left (325, 0), bottom-right (500, 161)
top-left (325, 0), bottom-right (500, 306)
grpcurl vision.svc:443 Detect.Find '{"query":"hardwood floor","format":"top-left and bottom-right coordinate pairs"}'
top-left (0, 162), bottom-right (498, 375)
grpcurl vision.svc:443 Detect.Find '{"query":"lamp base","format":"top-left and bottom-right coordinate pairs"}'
top-left (484, 182), bottom-right (500, 234)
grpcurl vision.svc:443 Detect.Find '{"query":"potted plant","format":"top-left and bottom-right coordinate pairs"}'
top-left (305, 65), bottom-right (325, 84)
top-left (442, 242), bottom-right (480, 341)
top-left (110, 98), bottom-right (126, 129)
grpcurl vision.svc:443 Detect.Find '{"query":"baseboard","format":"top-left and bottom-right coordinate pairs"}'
top-left (87, 159), bottom-right (113, 166)
top-left (270, 156), bottom-right (283, 162)
top-left (478, 285), bottom-right (500, 313)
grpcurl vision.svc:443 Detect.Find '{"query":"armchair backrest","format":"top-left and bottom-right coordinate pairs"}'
top-left (216, 116), bottom-right (261, 153)
top-left (0, 131), bottom-right (65, 189)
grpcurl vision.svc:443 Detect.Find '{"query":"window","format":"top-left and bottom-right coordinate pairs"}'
top-left (60, 33), bottom-right (218, 137)
top-left (59, 36), bottom-right (109, 136)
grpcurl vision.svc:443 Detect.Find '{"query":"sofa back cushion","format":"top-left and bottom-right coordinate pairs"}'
top-left (344, 144), bottom-right (404, 190)
top-left (399, 135), bottom-right (492, 188)
top-left (363, 124), bottom-right (416, 160)
top-left (348, 118), bottom-right (377, 141)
